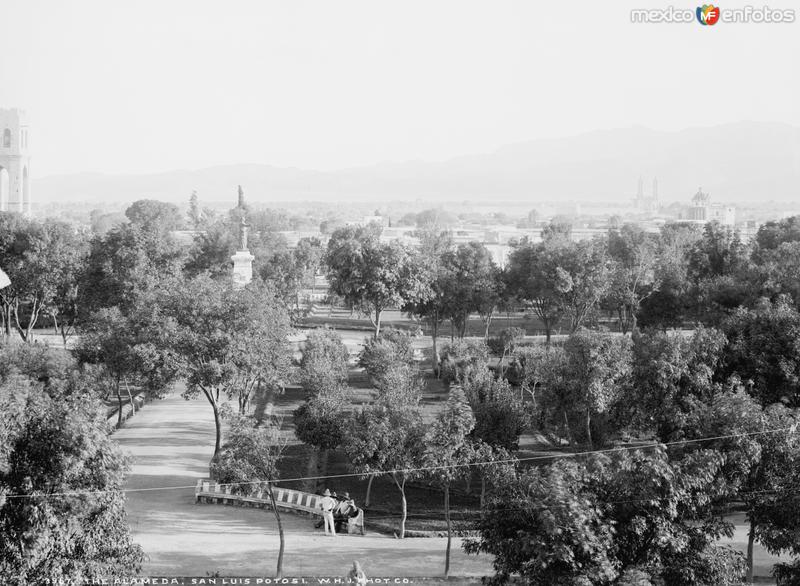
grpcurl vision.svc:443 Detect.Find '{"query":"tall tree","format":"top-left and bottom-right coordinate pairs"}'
top-left (163, 276), bottom-right (292, 468)
top-left (187, 190), bottom-right (203, 229)
top-left (211, 414), bottom-right (289, 579)
top-left (604, 224), bottom-right (660, 333)
top-left (403, 230), bottom-right (453, 375)
top-left (423, 387), bottom-right (477, 577)
top-left (440, 242), bottom-right (502, 339)
top-left (505, 239), bottom-right (567, 343)
top-left (74, 296), bottom-right (180, 426)
top-left (548, 330), bottom-right (632, 448)
top-left (294, 328), bottom-right (350, 490)
top-left (326, 225), bottom-right (427, 337)
top-left (342, 404), bottom-right (426, 538)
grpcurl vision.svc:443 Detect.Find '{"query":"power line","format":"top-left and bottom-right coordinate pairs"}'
top-left (2, 424), bottom-right (796, 500)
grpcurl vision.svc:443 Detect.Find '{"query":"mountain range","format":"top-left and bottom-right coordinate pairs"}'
top-left (33, 122), bottom-right (800, 206)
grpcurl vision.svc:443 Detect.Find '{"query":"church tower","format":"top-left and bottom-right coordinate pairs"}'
top-left (0, 108), bottom-right (32, 215)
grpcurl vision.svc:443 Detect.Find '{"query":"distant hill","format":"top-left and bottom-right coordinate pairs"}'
top-left (33, 122), bottom-right (800, 206)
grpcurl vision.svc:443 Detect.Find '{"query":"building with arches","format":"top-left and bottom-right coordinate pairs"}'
top-left (0, 108), bottom-right (31, 215)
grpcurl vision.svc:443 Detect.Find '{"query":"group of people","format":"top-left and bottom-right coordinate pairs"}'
top-left (318, 488), bottom-right (359, 535)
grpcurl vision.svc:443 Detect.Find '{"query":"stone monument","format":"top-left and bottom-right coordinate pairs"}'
top-left (231, 185), bottom-right (255, 288)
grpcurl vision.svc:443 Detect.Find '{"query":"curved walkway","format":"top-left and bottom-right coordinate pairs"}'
top-left (114, 386), bottom-right (494, 579)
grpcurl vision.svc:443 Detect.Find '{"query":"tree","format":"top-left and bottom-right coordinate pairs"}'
top-left (294, 390), bottom-right (348, 492)
top-left (465, 458), bottom-right (616, 585)
top-left (557, 239), bottom-right (610, 333)
top-left (672, 387), bottom-right (800, 582)
top-left (0, 376), bottom-right (144, 582)
top-left (294, 328), bottom-right (351, 491)
top-left (358, 327), bottom-right (416, 388)
top-left (211, 414), bottom-right (289, 579)
top-left (466, 447), bottom-right (745, 586)
top-left (403, 230), bottom-right (453, 375)
top-left (423, 387), bottom-right (476, 576)
top-left (721, 297), bottom-right (800, 406)
top-left (299, 328), bottom-right (350, 394)
top-left (326, 225), bottom-right (427, 337)
top-left (468, 378), bottom-right (528, 453)
top-left (0, 217), bottom-right (89, 343)
top-left (638, 222), bottom-right (701, 330)
top-left (74, 307), bottom-right (142, 428)
top-left (439, 242), bottom-right (502, 339)
top-left (439, 339), bottom-right (490, 387)
top-left (604, 224), bottom-right (660, 334)
top-left (505, 239), bottom-right (574, 343)
top-left (80, 222), bottom-right (185, 316)
top-left (163, 276), bottom-right (292, 469)
top-left (228, 284), bottom-right (293, 415)
top-left (753, 215), bottom-right (800, 251)
top-left (547, 330), bottom-right (632, 448)
top-left (686, 222), bottom-right (752, 324)
top-left (624, 326), bottom-right (727, 441)
top-left (493, 326), bottom-right (526, 377)
top-left (342, 404), bottom-right (426, 538)
top-left (294, 236), bottom-right (324, 295)
top-left (74, 296), bottom-right (180, 426)
top-left (125, 199), bottom-right (183, 234)
top-left (752, 241), bottom-right (800, 308)
top-left (508, 343), bottom-right (566, 415)
top-left (188, 191), bottom-right (203, 229)
top-left (183, 215), bottom-right (237, 278)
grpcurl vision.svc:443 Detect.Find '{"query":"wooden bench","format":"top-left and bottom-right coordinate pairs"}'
top-left (194, 479), bottom-right (365, 535)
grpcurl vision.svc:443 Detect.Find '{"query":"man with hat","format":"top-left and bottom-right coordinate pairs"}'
top-left (320, 488), bottom-right (336, 536)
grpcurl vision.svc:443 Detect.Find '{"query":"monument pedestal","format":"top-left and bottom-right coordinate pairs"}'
top-left (231, 249), bottom-right (255, 288)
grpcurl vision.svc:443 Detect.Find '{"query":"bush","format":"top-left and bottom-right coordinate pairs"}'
top-left (358, 328), bottom-right (416, 385)
top-left (300, 328), bottom-right (349, 394)
top-left (440, 339), bottom-right (489, 385)
top-left (0, 342), bottom-right (75, 387)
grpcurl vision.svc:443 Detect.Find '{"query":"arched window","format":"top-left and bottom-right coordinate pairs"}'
top-left (2, 129), bottom-right (10, 148)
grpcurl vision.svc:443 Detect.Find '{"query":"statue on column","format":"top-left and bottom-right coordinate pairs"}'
top-left (231, 185), bottom-right (255, 287)
top-left (239, 216), bottom-right (249, 251)
top-left (237, 185), bottom-right (249, 251)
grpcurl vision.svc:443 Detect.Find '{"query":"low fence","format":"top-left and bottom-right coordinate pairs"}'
top-left (194, 479), bottom-right (365, 535)
top-left (106, 394), bottom-right (147, 433)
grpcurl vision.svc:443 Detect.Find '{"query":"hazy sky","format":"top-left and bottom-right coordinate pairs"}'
top-left (1, 0), bottom-right (798, 177)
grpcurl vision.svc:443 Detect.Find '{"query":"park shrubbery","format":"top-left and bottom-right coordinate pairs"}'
top-left (8, 203), bottom-right (800, 581)
top-left (0, 345), bottom-right (144, 583)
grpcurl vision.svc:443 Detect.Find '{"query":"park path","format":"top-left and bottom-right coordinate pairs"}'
top-left (113, 386), bottom-right (494, 579)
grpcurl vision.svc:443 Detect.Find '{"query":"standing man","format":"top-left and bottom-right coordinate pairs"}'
top-left (320, 489), bottom-right (336, 536)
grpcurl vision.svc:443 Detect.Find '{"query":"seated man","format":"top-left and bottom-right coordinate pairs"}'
top-left (333, 492), bottom-right (360, 533)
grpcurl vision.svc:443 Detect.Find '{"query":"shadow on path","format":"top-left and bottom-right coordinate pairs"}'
top-left (114, 386), bottom-right (493, 578)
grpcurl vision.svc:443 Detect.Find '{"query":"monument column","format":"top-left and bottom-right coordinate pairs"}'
top-left (231, 185), bottom-right (255, 288)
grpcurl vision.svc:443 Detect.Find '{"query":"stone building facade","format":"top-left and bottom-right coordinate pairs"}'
top-left (0, 108), bottom-right (32, 215)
